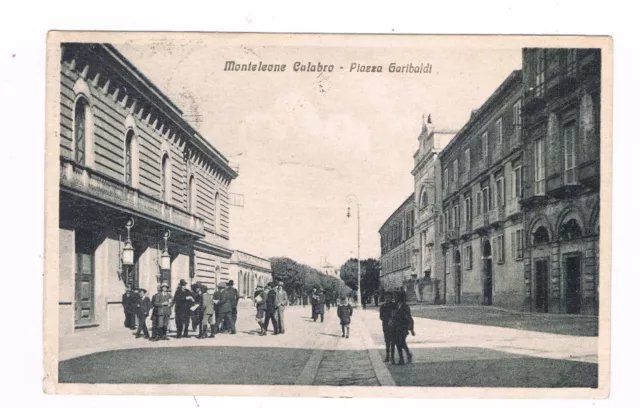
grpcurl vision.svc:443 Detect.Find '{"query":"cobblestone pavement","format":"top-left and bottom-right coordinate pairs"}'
top-left (58, 303), bottom-right (598, 387)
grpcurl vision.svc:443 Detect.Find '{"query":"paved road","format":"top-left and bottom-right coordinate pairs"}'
top-left (59, 303), bottom-right (598, 387)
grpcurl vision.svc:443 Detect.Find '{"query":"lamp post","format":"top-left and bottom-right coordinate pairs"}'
top-left (346, 194), bottom-right (362, 309)
top-left (120, 217), bottom-right (135, 286)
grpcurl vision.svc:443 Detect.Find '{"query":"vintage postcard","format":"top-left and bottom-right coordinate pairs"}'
top-left (44, 32), bottom-right (611, 398)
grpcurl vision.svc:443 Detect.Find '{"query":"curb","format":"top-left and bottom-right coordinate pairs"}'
top-left (356, 312), bottom-right (396, 386)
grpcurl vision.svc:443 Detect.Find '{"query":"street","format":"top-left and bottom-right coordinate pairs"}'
top-left (59, 302), bottom-right (597, 387)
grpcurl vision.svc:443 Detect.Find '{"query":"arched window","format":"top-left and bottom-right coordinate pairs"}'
top-left (533, 226), bottom-right (550, 245)
top-left (125, 130), bottom-right (134, 186)
top-left (161, 154), bottom-right (170, 202)
top-left (420, 188), bottom-right (428, 209)
top-left (559, 219), bottom-right (583, 241)
top-left (187, 175), bottom-right (196, 213)
top-left (74, 97), bottom-right (89, 165)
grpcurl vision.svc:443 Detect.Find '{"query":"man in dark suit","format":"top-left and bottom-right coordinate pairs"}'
top-left (135, 288), bottom-right (152, 339)
top-left (226, 280), bottom-right (239, 326)
top-left (122, 286), bottom-right (140, 330)
top-left (264, 282), bottom-right (279, 335)
top-left (216, 283), bottom-right (236, 335)
top-left (172, 279), bottom-right (194, 338)
top-left (310, 288), bottom-right (318, 320)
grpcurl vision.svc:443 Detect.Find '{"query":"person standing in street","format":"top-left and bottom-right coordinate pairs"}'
top-left (275, 281), bottom-right (289, 334)
top-left (315, 289), bottom-right (326, 323)
top-left (191, 284), bottom-right (204, 338)
top-left (310, 288), bottom-right (318, 320)
top-left (172, 279), bottom-right (194, 338)
top-left (264, 282), bottom-right (279, 335)
top-left (337, 297), bottom-right (353, 338)
top-left (390, 291), bottom-right (415, 365)
top-left (325, 291), bottom-right (332, 311)
top-left (200, 285), bottom-right (215, 338)
top-left (379, 291), bottom-right (396, 362)
top-left (122, 286), bottom-right (139, 330)
top-left (151, 283), bottom-right (172, 341)
top-left (226, 280), bottom-right (239, 326)
top-left (216, 282), bottom-right (236, 335)
top-left (135, 288), bottom-right (152, 339)
top-left (254, 285), bottom-right (267, 335)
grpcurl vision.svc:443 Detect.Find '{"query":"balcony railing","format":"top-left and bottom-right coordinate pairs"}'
top-left (60, 157), bottom-right (205, 236)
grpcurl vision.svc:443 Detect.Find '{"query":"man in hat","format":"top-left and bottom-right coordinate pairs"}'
top-left (254, 285), bottom-right (267, 335)
top-left (310, 287), bottom-right (318, 320)
top-left (200, 284), bottom-right (215, 338)
top-left (135, 288), bottom-right (152, 339)
top-left (264, 282), bottom-right (279, 335)
top-left (216, 282), bottom-right (236, 335)
top-left (226, 280), bottom-right (239, 326)
top-left (122, 285), bottom-right (140, 330)
top-left (315, 289), bottom-right (326, 323)
top-left (191, 284), bottom-right (204, 336)
top-left (172, 279), bottom-right (194, 338)
top-left (151, 282), bottom-right (172, 341)
top-left (275, 281), bottom-right (289, 334)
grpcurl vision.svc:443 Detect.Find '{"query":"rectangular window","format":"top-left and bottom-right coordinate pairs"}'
top-left (439, 214), bottom-right (444, 233)
top-left (444, 168), bottom-right (449, 194)
top-left (465, 245), bottom-right (473, 270)
top-left (513, 100), bottom-right (522, 128)
top-left (496, 177), bottom-right (505, 207)
top-left (564, 123), bottom-right (577, 184)
top-left (511, 228), bottom-right (524, 260)
top-left (534, 138), bottom-right (546, 195)
top-left (465, 196), bottom-right (472, 223)
top-left (535, 49), bottom-right (546, 97)
top-left (566, 49), bottom-right (577, 77)
top-left (496, 118), bottom-right (503, 146)
top-left (476, 191), bottom-right (482, 216)
top-left (464, 148), bottom-right (471, 173)
top-left (482, 186), bottom-right (489, 213)
top-left (497, 235), bottom-right (505, 263)
top-left (453, 205), bottom-right (459, 228)
top-left (482, 131), bottom-right (488, 158)
top-left (512, 166), bottom-right (522, 199)
top-left (453, 159), bottom-right (459, 182)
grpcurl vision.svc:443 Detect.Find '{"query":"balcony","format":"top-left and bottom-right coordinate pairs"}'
top-left (60, 157), bottom-right (205, 236)
top-left (445, 228), bottom-right (459, 242)
top-left (505, 198), bottom-right (521, 219)
top-left (488, 206), bottom-right (505, 226)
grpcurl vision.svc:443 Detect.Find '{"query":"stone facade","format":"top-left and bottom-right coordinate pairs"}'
top-left (379, 194), bottom-right (416, 291)
top-left (58, 43), bottom-right (238, 337)
top-left (520, 48), bottom-right (601, 315)
top-left (230, 250), bottom-right (272, 299)
top-left (438, 70), bottom-right (526, 310)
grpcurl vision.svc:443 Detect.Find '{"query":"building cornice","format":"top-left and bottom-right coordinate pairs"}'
top-left (378, 193), bottom-right (415, 233)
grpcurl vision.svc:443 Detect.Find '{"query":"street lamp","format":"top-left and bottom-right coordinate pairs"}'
top-left (346, 194), bottom-right (362, 309)
top-left (160, 230), bottom-right (171, 271)
top-left (118, 217), bottom-right (135, 286)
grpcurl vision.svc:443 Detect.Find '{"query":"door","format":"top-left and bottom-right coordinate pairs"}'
top-left (534, 259), bottom-right (549, 313)
top-left (75, 231), bottom-right (95, 325)
top-left (565, 255), bottom-right (582, 314)
top-left (483, 240), bottom-right (493, 305)
top-left (454, 250), bottom-right (462, 304)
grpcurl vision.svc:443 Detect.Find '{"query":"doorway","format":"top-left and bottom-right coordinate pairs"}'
top-left (75, 230), bottom-right (96, 325)
top-left (565, 254), bottom-right (582, 314)
top-left (454, 250), bottom-right (462, 304)
top-left (534, 259), bottom-right (549, 313)
top-left (483, 240), bottom-right (493, 306)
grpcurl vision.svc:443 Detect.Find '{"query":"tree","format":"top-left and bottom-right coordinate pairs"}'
top-left (269, 257), bottom-right (351, 303)
top-left (339, 257), bottom-right (381, 294)
top-left (339, 258), bottom-right (359, 291)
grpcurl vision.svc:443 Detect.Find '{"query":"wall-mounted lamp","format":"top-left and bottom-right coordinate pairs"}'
top-left (122, 218), bottom-right (135, 266)
top-left (160, 230), bottom-right (171, 271)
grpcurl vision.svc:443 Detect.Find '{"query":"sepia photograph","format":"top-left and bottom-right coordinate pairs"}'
top-left (43, 32), bottom-right (611, 397)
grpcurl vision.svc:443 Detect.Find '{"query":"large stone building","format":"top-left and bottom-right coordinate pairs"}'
top-left (438, 70), bottom-right (525, 310)
top-left (379, 194), bottom-right (415, 293)
top-left (58, 43), bottom-right (238, 337)
top-left (231, 250), bottom-right (272, 299)
top-left (411, 118), bottom-right (457, 303)
top-left (520, 48), bottom-right (601, 315)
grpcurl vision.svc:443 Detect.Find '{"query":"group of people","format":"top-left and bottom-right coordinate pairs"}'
top-left (379, 290), bottom-right (415, 365)
top-left (121, 278), bottom-right (240, 341)
top-left (252, 281), bottom-right (289, 335)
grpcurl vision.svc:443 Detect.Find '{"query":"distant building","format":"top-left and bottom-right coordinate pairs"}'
top-left (438, 70), bottom-right (525, 310)
top-left (379, 194), bottom-right (415, 292)
top-left (58, 43), bottom-right (238, 337)
top-left (520, 48), bottom-right (601, 315)
top-left (230, 250), bottom-right (272, 299)
top-left (321, 261), bottom-right (340, 279)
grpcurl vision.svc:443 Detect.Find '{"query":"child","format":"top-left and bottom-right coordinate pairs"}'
top-left (337, 297), bottom-right (353, 338)
top-left (390, 291), bottom-right (415, 365)
top-left (379, 291), bottom-right (396, 362)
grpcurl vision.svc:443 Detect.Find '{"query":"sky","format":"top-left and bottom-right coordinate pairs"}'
top-left (116, 37), bottom-right (521, 270)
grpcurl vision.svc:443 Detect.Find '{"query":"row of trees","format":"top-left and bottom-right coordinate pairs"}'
top-left (270, 257), bottom-right (353, 303)
top-left (339, 258), bottom-right (381, 300)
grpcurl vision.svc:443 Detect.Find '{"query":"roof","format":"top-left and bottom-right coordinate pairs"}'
top-left (378, 193), bottom-right (415, 232)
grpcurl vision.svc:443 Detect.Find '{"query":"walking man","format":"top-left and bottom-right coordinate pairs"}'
top-left (379, 291), bottom-right (396, 362)
top-left (172, 279), bottom-right (194, 338)
top-left (390, 291), bottom-right (415, 365)
top-left (191, 284), bottom-right (204, 337)
top-left (200, 285), bottom-right (215, 338)
top-left (275, 281), bottom-right (289, 334)
top-left (264, 282), bottom-right (279, 335)
top-left (315, 289), bottom-right (326, 323)
top-left (135, 288), bottom-right (152, 339)
top-left (226, 280), bottom-right (239, 326)
top-left (310, 288), bottom-right (318, 320)
top-left (122, 285), bottom-right (139, 330)
top-left (151, 282), bottom-right (172, 341)
top-left (215, 282), bottom-right (236, 335)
